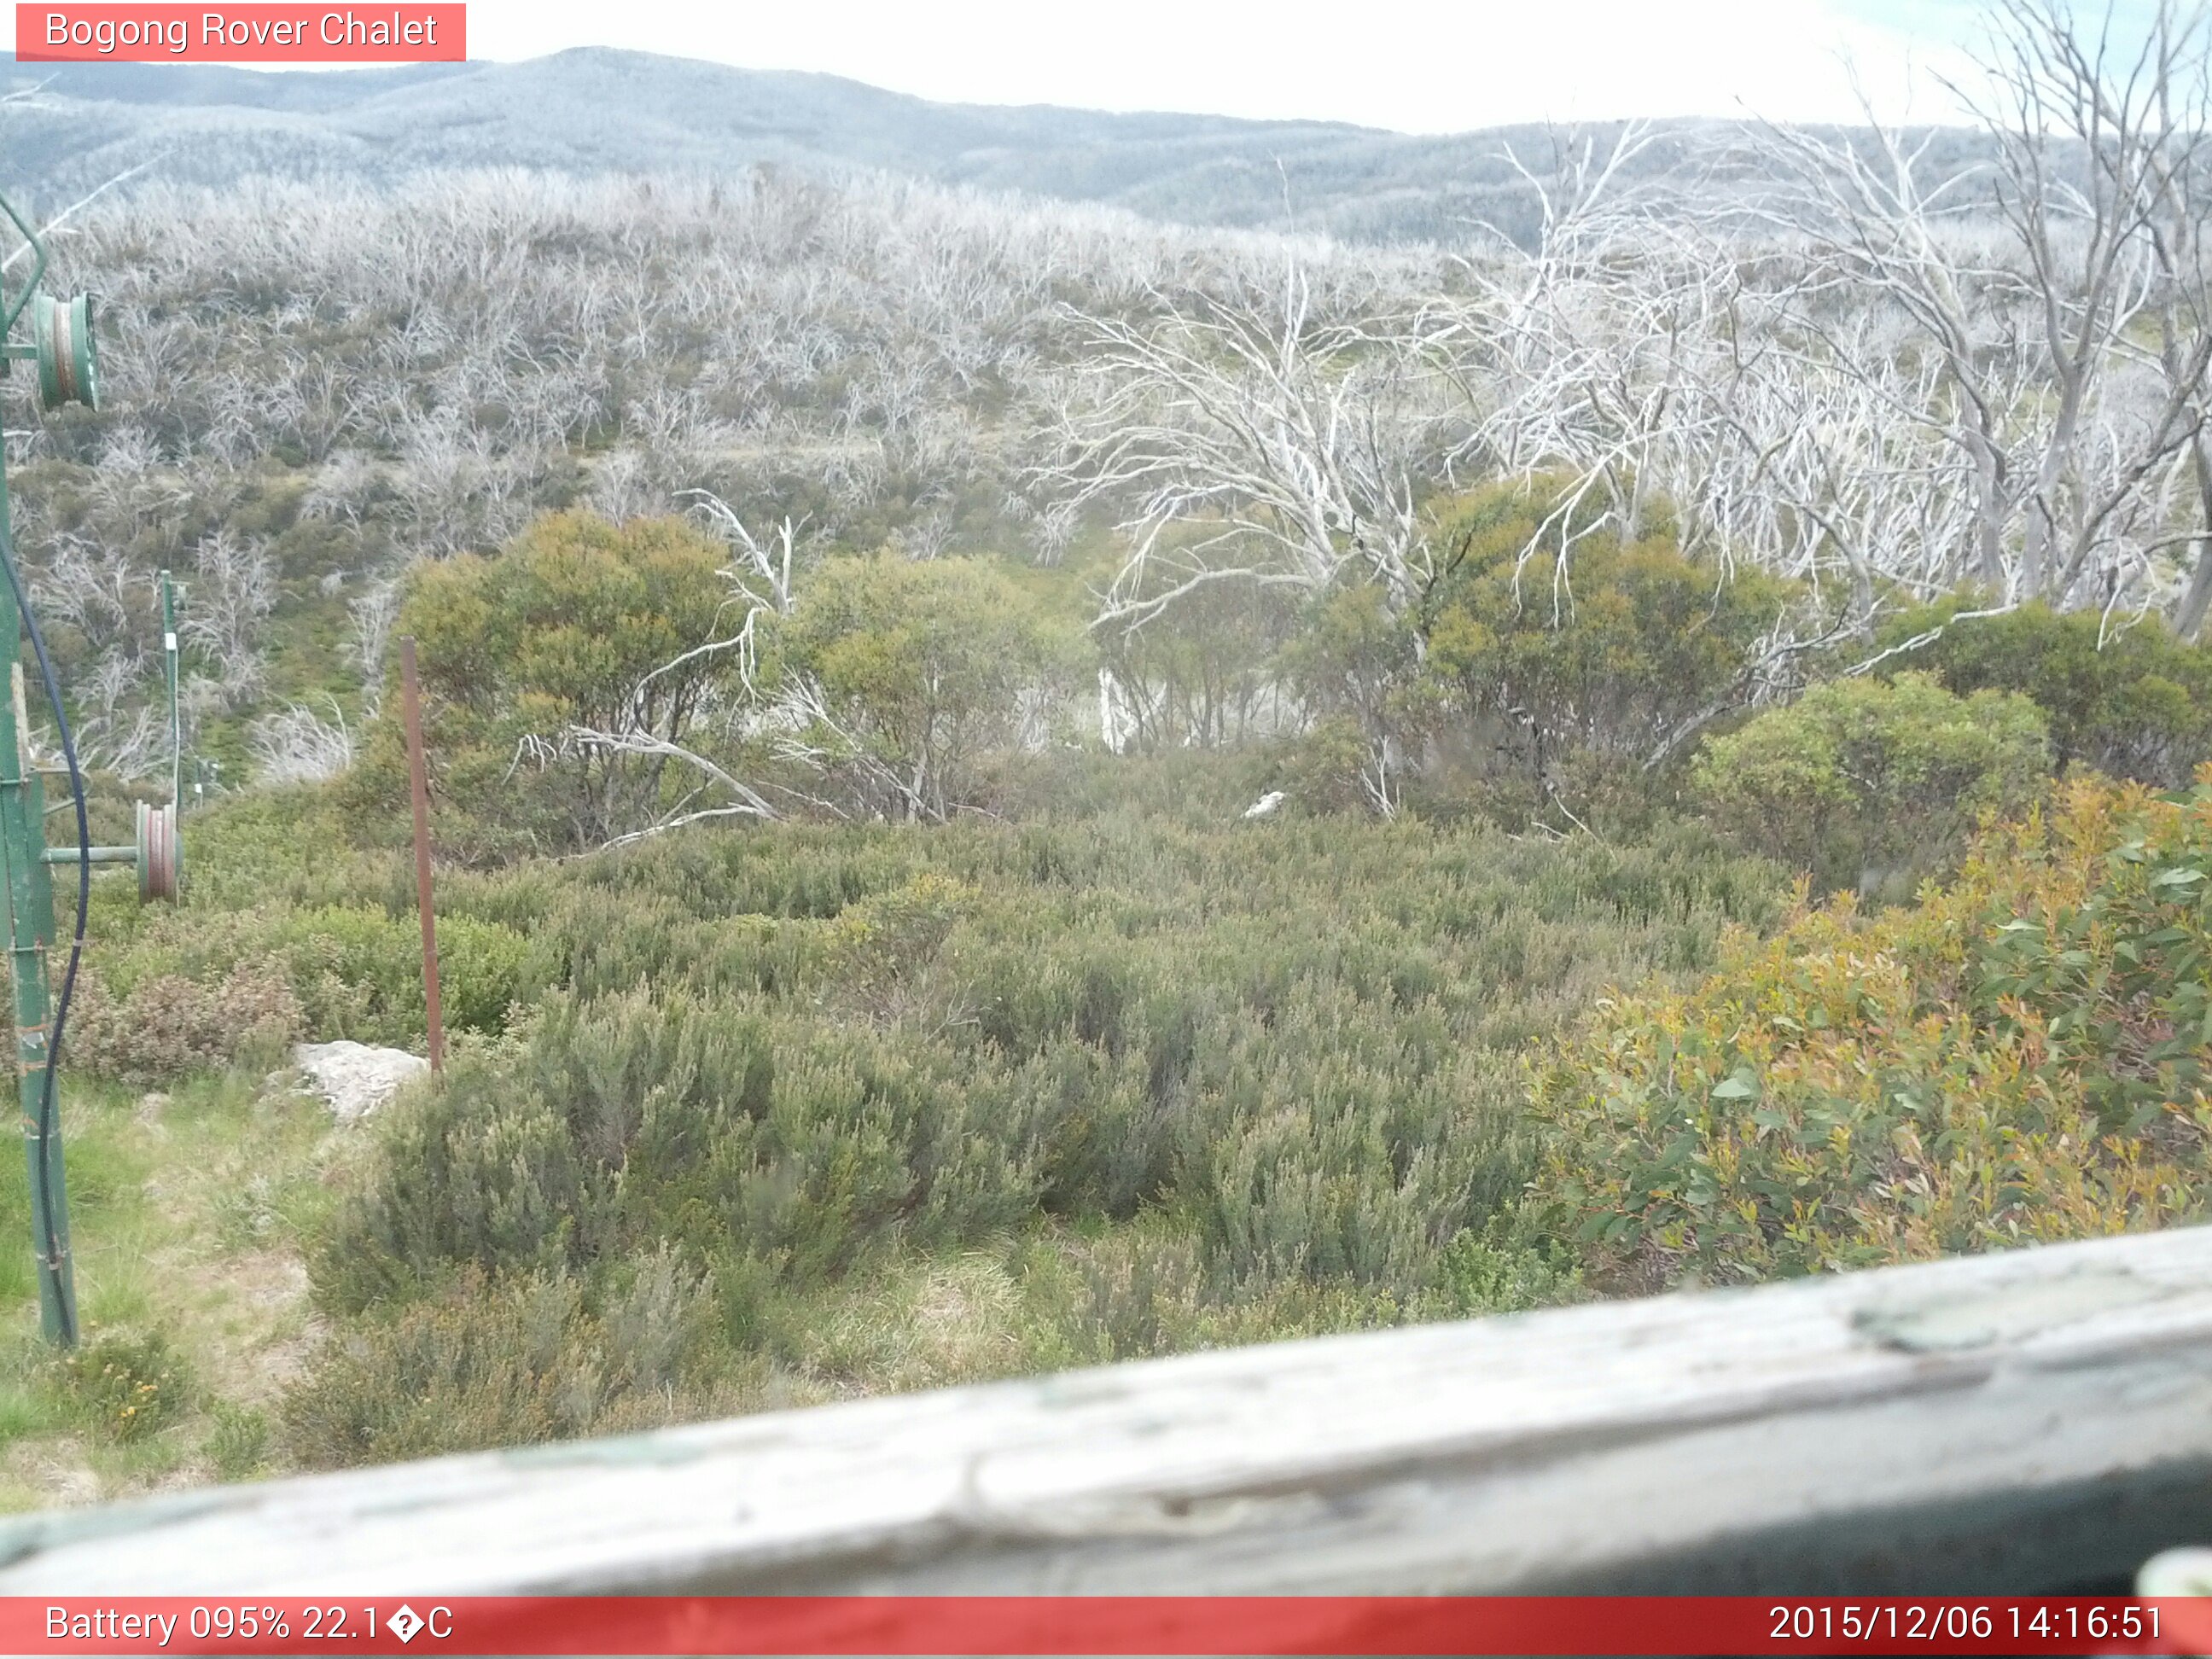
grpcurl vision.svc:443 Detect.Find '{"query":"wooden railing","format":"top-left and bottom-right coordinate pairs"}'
top-left (5, 1225), bottom-right (2212, 1593)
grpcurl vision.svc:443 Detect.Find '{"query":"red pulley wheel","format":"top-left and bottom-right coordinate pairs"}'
top-left (135, 800), bottom-right (179, 902)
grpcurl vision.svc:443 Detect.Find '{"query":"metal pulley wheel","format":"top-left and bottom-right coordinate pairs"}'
top-left (32, 291), bottom-right (97, 412)
top-left (135, 800), bottom-right (178, 902)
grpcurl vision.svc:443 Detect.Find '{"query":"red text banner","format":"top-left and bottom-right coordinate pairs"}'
top-left (2, 1596), bottom-right (2209, 1656)
top-left (16, 6), bottom-right (464, 61)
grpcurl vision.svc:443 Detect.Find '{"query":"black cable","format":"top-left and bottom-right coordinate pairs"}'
top-left (0, 533), bottom-right (84, 1347)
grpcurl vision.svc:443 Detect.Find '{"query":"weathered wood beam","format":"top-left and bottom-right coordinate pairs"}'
top-left (7, 1226), bottom-right (2212, 1593)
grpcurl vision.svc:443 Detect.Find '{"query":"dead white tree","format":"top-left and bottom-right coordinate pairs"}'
top-left (683, 491), bottom-right (800, 689)
top-left (1699, 302), bottom-right (1994, 632)
top-left (0, 148), bottom-right (168, 277)
top-left (349, 579), bottom-right (399, 713)
top-left (1428, 126), bottom-right (1862, 753)
top-left (1437, 1), bottom-right (2212, 664)
top-left (1740, 0), bottom-right (2212, 626)
top-left (1447, 124), bottom-right (1714, 556)
top-left (249, 699), bottom-right (354, 785)
top-left (1040, 266), bottom-right (1459, 631)
top-left (181, 528), bottom-right (276, 708)
top-left (2123, 1), bottom-right (2212, 633)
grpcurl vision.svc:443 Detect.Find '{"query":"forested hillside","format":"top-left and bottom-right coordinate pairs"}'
top-left (9, 2), bottom-right (2212, 1508)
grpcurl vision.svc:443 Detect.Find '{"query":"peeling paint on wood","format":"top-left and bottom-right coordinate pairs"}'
top-left (6, 1228), bottom-right (2212, 1593)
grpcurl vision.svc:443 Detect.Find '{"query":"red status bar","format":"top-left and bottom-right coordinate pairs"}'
top-left (3, 1596), bottom-right (2205, 1656)
top-left (15, 7), bottom-right (465, 62)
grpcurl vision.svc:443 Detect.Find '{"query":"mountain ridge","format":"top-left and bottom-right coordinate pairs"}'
top-left (0, 45), bottom-right (1679, 242)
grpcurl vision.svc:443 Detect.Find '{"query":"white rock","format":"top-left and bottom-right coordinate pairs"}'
top-left (292, 1041), bottom-right (429, 1123)
top-left (1240, 790), bottom-right (1287, 820)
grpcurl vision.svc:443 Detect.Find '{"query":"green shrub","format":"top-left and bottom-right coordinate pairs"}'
top-left (1691, 672), bottom-right (2050, 898)
top-left (783, 553), bottom-right (1077, 822)
top-left (281, 804), bottom-right (1781, 1439)
top-left (69, 961), bottom-right (302, 1086)
top-left (282, 1264), bottom-right (719, 1469)
top-left (828, 871), bottom-right (976, 984)
top-left (245, 780), bottom-right (1789, 1461)
top-left (1271, 716), bottom-right (1381, 815)
top-left (206, 1403), bottom-right (272, 1480)
top-left (351, 509), bottom-right (743, 855)
top-left (1531, 774), bottom-right (2212, 1291)
top-left (1278, 585), bottom-right (1431, 812)
top-left (275, 906), bottom-right (530, 1040)
top-left (1435, 1215), bottom-right (1585, 1316)
top-left (83, 899), bottom-right (531, 1051)
top-left (1095, 573), bottom-right (1300, 751)
top-left (1883, 601), bottom-right (2212, 784)
top-left (1420, 490), bottom-right (1802, 796)
top-left (56, 1327), bottom-right (190, 1442)
top-left (311, 983), bottom-right (1046, 1313)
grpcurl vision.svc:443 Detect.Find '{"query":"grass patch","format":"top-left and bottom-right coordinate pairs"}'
top-left (0, 1066), bottom-right (335, 1510)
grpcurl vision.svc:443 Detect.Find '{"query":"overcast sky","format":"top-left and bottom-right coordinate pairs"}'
top-left (445, 0), bottom-right (1992, 131)
top-left (3, 1), bottom-right (2119, 131)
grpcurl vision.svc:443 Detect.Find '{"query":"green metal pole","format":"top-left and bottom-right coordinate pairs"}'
top-left (42, 846), bottom-right (137, 865)
top-left (0, 439), bottom-right (73, 1343)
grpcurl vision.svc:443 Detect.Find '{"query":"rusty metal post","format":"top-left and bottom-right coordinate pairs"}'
top-left (399, 637), bottom-right (445, 1073)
